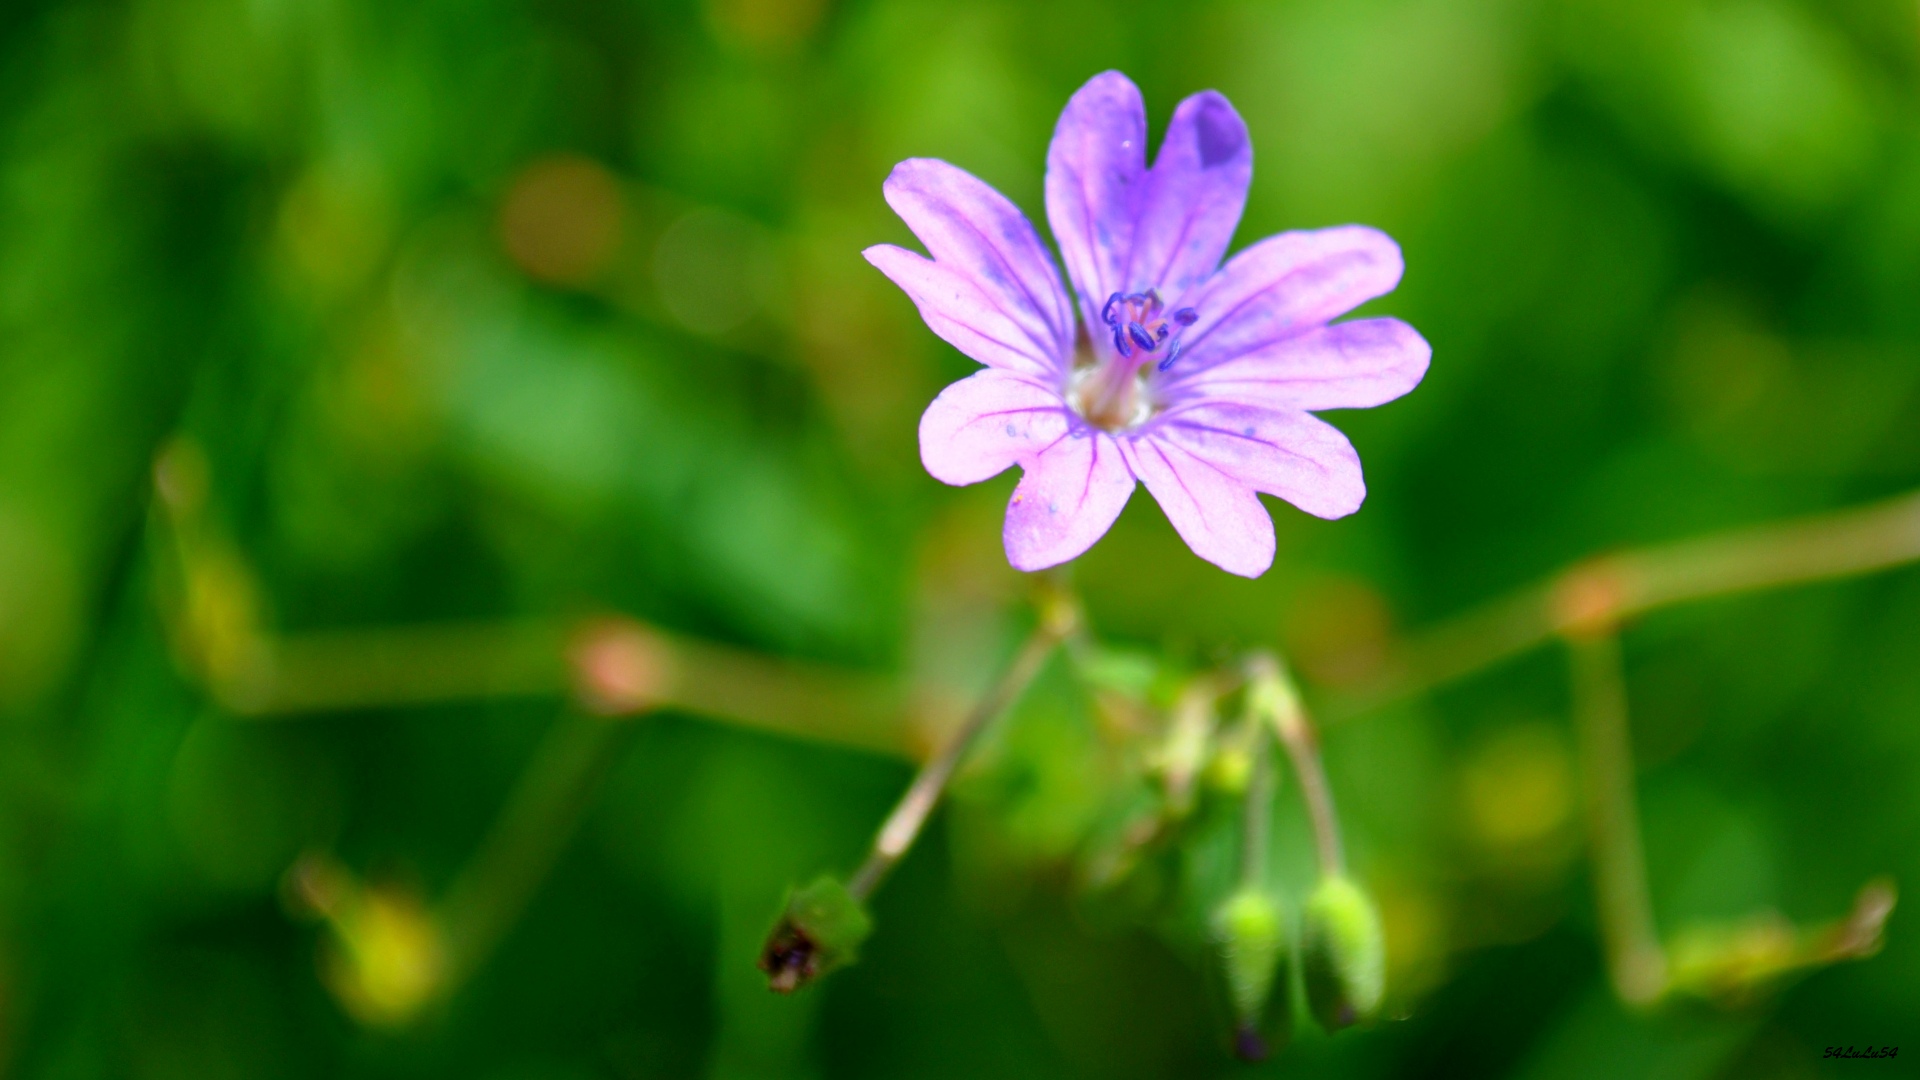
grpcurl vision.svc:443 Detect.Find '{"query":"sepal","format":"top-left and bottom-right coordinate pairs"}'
top-left (759, 875), bottom-right (874, 993)
top-left (1301, 874), bottom-right (1386, 1030)
top-left (1212, 886), bottom-right (1287, 1057)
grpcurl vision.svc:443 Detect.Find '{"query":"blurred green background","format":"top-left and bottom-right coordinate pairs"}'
top-left (2, 0), bottom-right (1918, 1075)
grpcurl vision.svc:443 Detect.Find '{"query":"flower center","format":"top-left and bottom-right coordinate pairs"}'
top-left (1069, 360), bottom-right (1150, 432)
top-left (1067, 290), bottom-right (1198, 432)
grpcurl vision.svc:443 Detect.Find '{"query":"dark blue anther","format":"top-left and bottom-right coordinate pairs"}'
top-left (1157, 340), bottom-right (1183, 371)
top-left (1112, 325), bottom-right (1132, 357)
top-left (1127, 322), bottom-right (1156, 351)
top-left (1173, 307), bottom-right (1198, 326)
top-left (1102, 293), bottom-right (1123, 326)
top-left (1155, 323), bottom-right (1170, 342)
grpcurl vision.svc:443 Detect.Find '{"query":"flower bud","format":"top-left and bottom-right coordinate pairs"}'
top-left (1205, 743), bottom-right (1253, 794)
top-left (1212, 887), bottom-right (1286, 1053)
top-left (285, 854), bottom-right (445, 1027)
top-left (759, 875), bottom-right (872, 993)
top-left (1301, 875), bottom-right (1386, 1030)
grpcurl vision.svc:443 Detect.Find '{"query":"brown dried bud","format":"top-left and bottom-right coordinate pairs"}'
top-left (758, 876), bottom-right (872, 994)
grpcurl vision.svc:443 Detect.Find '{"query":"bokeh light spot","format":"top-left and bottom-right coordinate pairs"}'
top-left (652, 207), bottom-right (780, 336)
top-left (498, 155), bottom-right (627, 287)
top-left (705, 0), bottom-right (828, 53)
top-left (1462, 724), bottom-right (1574, 850)
top-left (278, 167), bottom-right (392, 298)
top-left (1283, 574), bottom-right (1395, 688)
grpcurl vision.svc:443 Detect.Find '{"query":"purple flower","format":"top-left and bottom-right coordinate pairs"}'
top-left (866, 72), bottom-right (1429, 578)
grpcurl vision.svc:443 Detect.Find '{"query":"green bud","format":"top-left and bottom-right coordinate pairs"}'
top-left (1212, 888), bottom-right (1286, 1028)
top-left (759, 875), bottom-right (872, 993)
top-left (1301, 875), bottom-right (1386, 1030)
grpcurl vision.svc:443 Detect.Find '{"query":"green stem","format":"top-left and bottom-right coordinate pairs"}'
top-left (1240, 721), bottom-right (1273, 890)
top-left (201, 614), bottom-right (909, 757)
top-left (436, 711), bottom-right (636, 990)
top-left (846, 598), bottom-right (1077, 902)
top-left (1251, 653), bottom-right (1344, 878)
top-left (1566, 631), bottom-right (1666, 1006)
top-left (1330, 486), bottom-right (1920, 722)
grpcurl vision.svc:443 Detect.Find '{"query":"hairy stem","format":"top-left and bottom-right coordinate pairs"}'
top-left (198, 613), bottom-right (907, 756)
top-left (1240, 719), bottom-right (1274, 890)
top-left (1567, 631), bottom-right (1666, 1007)
top-left (436, 711), bottom-right (637, 990)
top-left (846, 596), bottom-right (1078, 902)
top-left (1250, 653), bottom-right (1344, 878)
top-left (1330, 487), bottom-right (1920, 721)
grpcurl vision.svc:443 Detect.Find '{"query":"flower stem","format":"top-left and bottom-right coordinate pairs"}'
top-left (1566, 630), bottom-right (1666, 1007)
top-left (1240, 718), bottom-right (1274, 890)
top-left (1329, 486), bottom-right (1920, 721)
top-left (436, 710), bottom-right (637, 991)
top-left (198, 617), bottom-right (910, 754)
top-left (846, 594), bottom-right (1079, 903)
top-left (1249, 653), bottom-right (1344, 878)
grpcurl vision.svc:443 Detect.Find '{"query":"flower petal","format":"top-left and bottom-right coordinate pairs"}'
top-left (1173, 226), bottom-right (1404, 370)
top-left (1045, 71), bottom-right (1146, 328)
top-left (1124, 91), bottom-right (1252, 299)
top-left (919, 370), bottom-right (1074, 486)
top-left (1124, 435), bottom-right (1275, 577)
top-left (882, 158), bottom-right (1075, 365)
top-left (865, 244), bottom-right (1064, 381)
top-left (1148, 401), bottom-right (1365, 519)
top-left (1161, 317), bottom-right (1430, 411)
top-left (1003, 428), bottom-right (1135, 571)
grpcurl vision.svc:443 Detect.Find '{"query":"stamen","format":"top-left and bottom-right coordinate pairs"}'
top-left (1100, 290), bottom-right (1198, 371)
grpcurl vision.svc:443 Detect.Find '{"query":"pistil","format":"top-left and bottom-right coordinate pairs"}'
top-left (1072, 356), bottom-right (1147, 431)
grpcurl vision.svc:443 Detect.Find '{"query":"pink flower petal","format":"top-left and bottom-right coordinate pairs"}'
top-left (919, 370), bottom-right (1075, 486)
top-left (864, 244), bottom-right (1066, 381)
top-left (1045, 71), bottom-right (1146, 328)
top-left (1123, 435), bottom-right (1276, 578)
top-left (1149, 401), bottom-right (1365, 520)
top-left (1003, 428), bottom-right (1135, 571)
top-left (1123, 91), bottom-right (1252, 299)
top-left (1161, 317), bottom-right (1430, 411)
top-left (882, 159), bottom-right (1075, 368)
top-left (1172, 226), bottom-right (1404, 370)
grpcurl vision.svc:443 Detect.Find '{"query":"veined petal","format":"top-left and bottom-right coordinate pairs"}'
top-left (1004, 428), bottom-right (1135, 571)
top-left (883, 159), bottom-right (1074, 363)
top-left (1148, 401), bottom-right (1365, 520)
top-left (1173, 226), bottom-right (1404, 370)
top-left (1124, 91), bottom-right (1252, 299)
top-left (1161, 317), bottom-right (1430, 410)
top-left (919, 370), bottom-right (1074, 486)
top-left (1124, 435), bottom-right (1275, 578)
top-left (1045, 71), bottom-right (1146, 329)
top-left (865, 244), bottom-right (1065, 380)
